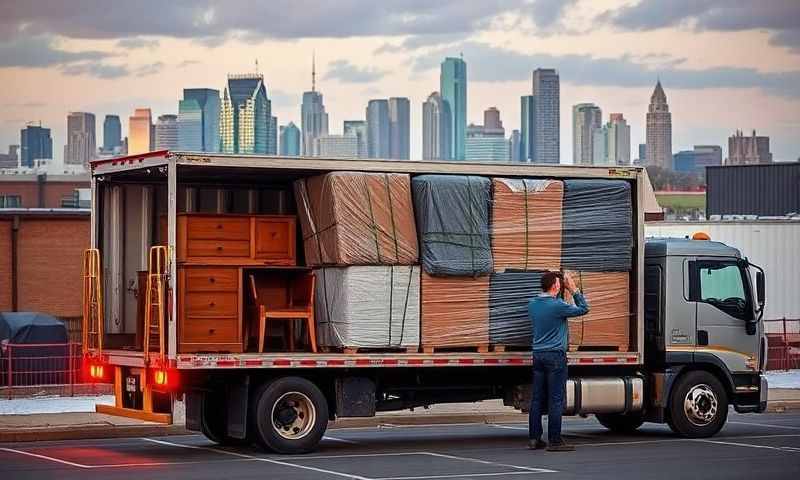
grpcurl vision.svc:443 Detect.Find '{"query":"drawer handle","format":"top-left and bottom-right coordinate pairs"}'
top-left (209, 277), bottom-right (216, 283)
top-left (216, 246), bottom-right (223, 251)
top-left (209, 302), bottom-right (216, 307)
top-left (209, 329), bottom-right (215, 335)
top-left (216, 224), bottom-right (223, 229)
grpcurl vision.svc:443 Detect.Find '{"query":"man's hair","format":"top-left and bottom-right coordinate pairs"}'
top-left (541, 271), bottom-right (561, 292)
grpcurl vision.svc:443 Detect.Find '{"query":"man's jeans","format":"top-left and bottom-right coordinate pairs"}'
top-left (529, 350), bottom-right (568, 443)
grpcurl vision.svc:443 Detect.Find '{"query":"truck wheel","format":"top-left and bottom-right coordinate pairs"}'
top-left (201, 391), bottom-right (250, 446)
top-left (668, 371), bottom-right (728, 438)
top-left (251, 377), bottom-right (328, 454)
top-left (595, 413), bottom-right (645, 433)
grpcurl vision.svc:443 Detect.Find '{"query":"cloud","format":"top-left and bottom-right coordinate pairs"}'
top-left (115, 37), bottom-right (160, 49)
top-left (0, 34), bottom-right (111, 67)
top-left (134, 61), bottom-right (163, 76)
top-left (324, 59), bottom-right (387, 83)
top-left (177, 59), bottom-right (201, 68)
top-left (413, 42), bottom-right (800, 98)
top-left (60, 61), bottom-right (129, 78)
top-left (528, 0), bottom-right (578, 28)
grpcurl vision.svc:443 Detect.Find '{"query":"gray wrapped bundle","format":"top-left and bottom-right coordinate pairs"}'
top-left (488, 270), bottom-right (542, 346)
top-left (412, 174), bottom-right (492, 276)
top-left (561, 179), bottom-right (632, 271)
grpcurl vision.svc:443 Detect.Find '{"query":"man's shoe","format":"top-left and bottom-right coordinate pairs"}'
top-left (546, 441), bottom-right (575, 452)
top-left (528, 439), bottom-right (547, 450)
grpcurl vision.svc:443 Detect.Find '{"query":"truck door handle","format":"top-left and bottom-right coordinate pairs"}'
top-left (697, 330), bottom-right (709, 346)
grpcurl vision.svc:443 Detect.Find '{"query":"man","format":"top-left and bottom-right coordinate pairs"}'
top-left (528, 271), bottom-right (589, 451)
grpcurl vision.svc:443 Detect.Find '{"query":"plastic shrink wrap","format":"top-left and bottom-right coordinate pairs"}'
top-left (564, 271), bottom-right (631, 351)
top-left (295, 172), bottom-right (418, 266)
top-left (420, 273), bottom-right (489, 350)
top-left (412, 175), bottom-right (492, 277)
top-left (314, 266), bottom-right (420, 350)
top-left (488, 270), bottom-right (544, 347)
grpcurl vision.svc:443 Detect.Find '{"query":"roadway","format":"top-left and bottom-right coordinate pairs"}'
top-left (2, 412), bottom-right (799, 479)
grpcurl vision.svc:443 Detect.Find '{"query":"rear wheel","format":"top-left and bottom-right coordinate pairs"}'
top-left (251, 377), bottom-right (329, 454)
top-left (668, 370), bottom-right (728, 438)
top-left (595, 413), bottom-right (645, 433)
top-left (200, 391), bottom-right (250, 446)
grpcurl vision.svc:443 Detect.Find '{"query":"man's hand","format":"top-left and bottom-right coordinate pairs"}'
top-left (562, 272), bottom-right (578, 293)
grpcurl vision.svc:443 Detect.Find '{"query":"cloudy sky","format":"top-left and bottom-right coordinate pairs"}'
top-left (1, 0), bottom-right (799, 163)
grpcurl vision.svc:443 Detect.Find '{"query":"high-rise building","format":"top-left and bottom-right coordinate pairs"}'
top-left (694, 145), bottom-right (722, 173)
top-left (508, 129), bottom-right (521, 162)
top-left (129, 108), bottom-right (153, 155)
top-left (20, 124), bottom-right (53, 167)
top-left (301, 55), bottom-right (328, 156)
top-left (520, 95), bottom-right (535, 162)
top-left (65, 112), bottom-right (96, 166)
top-left (440, 57), bottom-right (467, 160)
top-left (422, 92), bottom-right (450, 161)
top-left (572, 103), bottom-right (602, 165)
top-left (465, 107), bottom-right (507, 162)
top-left (607, 113), bottom-right (631, 165)
top-left (279, 122), bottom-right (301, 156)
top-left (220, 73), bottom-right (277, 155)
top-left (314, 134), bottom-right (360, 158)
top-left (726, 130), bottom-right (772, 165)
top-left (155, 114), bottom-right (179, 150)
top-left (343, 120), bottom-right (367, 158)
top-left (530, 69), bottom-right (560, 164)
top-left (102, 115), bottom-right (121, 153)
top-left (0, 145), bottom-right (20, 168)
top-left (637, 143), bottom-right (646, 165)
top-left (645, 80), bottom-right (672, 168)
top-left (178, 88), bottom-right (220, 152)
top-left (592, 126), bottom-right (609, 165)
top-left (366, 99), bottom-right (390, 159)
top-left (388, 97), bottom-right (410, 160)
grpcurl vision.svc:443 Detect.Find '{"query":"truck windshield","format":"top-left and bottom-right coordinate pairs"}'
top-left (691, 261), bottom-right (750, 320)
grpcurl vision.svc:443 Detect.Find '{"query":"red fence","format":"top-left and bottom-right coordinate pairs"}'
top-left (0, 341), bottom-right (110, 399)
top-left (765, 319), bottom-right (800, 371)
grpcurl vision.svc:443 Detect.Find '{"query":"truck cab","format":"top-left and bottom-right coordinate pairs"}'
top-left (643, 236), bottom-right (768, 437)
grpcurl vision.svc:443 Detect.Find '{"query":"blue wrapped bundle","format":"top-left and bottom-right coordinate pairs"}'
top-left (488, 270), bottom-right (543, 346)
top-left (412, 175), bottom-right (493, 276)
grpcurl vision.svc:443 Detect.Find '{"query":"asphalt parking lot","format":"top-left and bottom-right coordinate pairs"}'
top-left (2, 412), bottom-right (799, 480)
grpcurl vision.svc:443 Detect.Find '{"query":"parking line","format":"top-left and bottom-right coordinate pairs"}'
top-left (373, 473), bottom-right (548, 479)
top-left (694, 439), bottom-right (800, 453)
top-left (324, 435), bottom-right (360, 444)
top-left (729, 421), bottom-right (800, 431)
top-left (424, 451), bottom-right (556, 473)
top-left (0, 447), bottom-right (91, 469)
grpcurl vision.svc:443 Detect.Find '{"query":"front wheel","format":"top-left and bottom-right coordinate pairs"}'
top-left (668, 370), bottom-right (728, 438)
top-left (595, 413), bottom-right (645, 433)
top-left (251, 377), bottom-right (329, 454)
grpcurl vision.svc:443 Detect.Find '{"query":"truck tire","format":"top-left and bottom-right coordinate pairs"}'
top-left (201, 391), bottom-right (250, 446)
top-left (251, 377), bottom-right (329, 454)
top-left (595, 413), bottom-right (645, 433)
top-left (667, 370), bottom-right (728, 438)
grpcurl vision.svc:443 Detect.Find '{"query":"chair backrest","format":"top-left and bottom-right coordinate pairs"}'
top-left (249, 273), bottom-right (291, 308)
top-left (289, 273), bottom-right (315, 311)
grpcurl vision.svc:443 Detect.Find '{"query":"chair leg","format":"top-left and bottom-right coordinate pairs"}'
top-left (258, 315), bottom-right (266, 353)
top-left (306, 314), bottom-right (317, 353)
top-left (288, 320), bottom-right (295, 352)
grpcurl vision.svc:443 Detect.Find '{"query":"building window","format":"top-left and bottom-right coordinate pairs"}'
top-left (0, 195), bottom-right (21, 208)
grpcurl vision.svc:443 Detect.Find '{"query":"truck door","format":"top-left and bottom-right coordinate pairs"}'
top-left (688, 259), bottom-right (759, 373)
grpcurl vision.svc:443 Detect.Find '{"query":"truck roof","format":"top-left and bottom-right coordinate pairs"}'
top-left (645, 237), bottom-right (741, 258)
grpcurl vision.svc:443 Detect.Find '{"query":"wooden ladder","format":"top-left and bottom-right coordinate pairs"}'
top-left (143, 246), bottom-right (170, 367)
top-left (82, 249), bottom-right (104, 357)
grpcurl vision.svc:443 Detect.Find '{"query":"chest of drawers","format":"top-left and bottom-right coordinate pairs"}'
top-left (178, 266), bottom-right (242, 353)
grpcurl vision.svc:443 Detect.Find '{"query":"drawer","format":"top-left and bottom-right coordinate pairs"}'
top-left (186, 239), bottom-right (251, 258)
top-left (186, 216), bottom-right (250, 241)
top-left (185, 267), bottom-right (238, 292)
top-left (253, 217), bottom-right (296, 263)
top-left (184, 292), bottom-right (238, 317)
top-left (182, 317), bottom-right (239, 344)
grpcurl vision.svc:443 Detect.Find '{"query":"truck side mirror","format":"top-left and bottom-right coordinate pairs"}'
top-left (756, 271), bottom-right (765, 309)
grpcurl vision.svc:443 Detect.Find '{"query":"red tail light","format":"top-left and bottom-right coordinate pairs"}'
top-left (151, 368), bottom-right (178, 391)
top-left (83, 356), bottom-right (109, 382)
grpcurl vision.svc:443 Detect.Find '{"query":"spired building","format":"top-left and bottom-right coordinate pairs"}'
top-left (440, 57), bottom-right (467, 160)
top-left (645, 80), bottom-right (672, 169)
top-left (301, 55), bottom-right (329, 156)
top-left (279, 122), bottom-right (301, 156)
top-left (178, 88), bottom-right (220, 152)
top-left (422, 91), bottom-right (451, 161)
top-left (727, 130), bottom-right (772, 165)
top-left (572, 103), bottom-right (602, 165)
top-left (220, 73), bottom-right (277, 155)
top-left (65, 112), bottom-right (96, 166)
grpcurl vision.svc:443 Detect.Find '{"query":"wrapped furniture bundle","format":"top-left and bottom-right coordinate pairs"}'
top-left (564, 271), bottom-right (631, 351)
top-left (295, 172), bottom-right (418, 266)
top-left (491, 178), bottom-right (563, 271)
top-left (314, 266), bottom-right (420, 350)
top-left (488, 270), bottom-right (544, 347)
top-left (420, 273), bottom-right (489, 350)
top-left (412, 175), bottom-right (492, 276)
top-left (561, 179), bottom-right (632, 271)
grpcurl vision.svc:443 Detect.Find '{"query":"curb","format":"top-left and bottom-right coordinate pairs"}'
top-left (766, 400), bottom-right (800, 413)
top-left (0, 424), bottom-right (189, 443)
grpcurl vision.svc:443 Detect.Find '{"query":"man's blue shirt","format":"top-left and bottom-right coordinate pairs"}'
top-left (528, 292), bottom-right (590, 352)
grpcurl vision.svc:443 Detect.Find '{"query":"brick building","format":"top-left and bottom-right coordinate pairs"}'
top-left (0, 173), bottom-right (89, 208)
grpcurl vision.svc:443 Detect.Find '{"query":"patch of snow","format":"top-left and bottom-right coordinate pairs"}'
top-left (766, 369), bottom-right (800, 389)
top-left (0, 395), bottom-right (114, 415)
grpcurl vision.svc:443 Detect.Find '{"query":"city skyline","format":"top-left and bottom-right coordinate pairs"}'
top-left (1, 1), bottom-right (798, 163)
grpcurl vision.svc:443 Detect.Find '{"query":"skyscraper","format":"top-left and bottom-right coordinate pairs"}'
top-left (592, 126), bottom-right (609, 165)
top-left (366, 99), bottom-right (390, 159)
top-left (20, 124), bottom-right (53, 167)
top-left (530, 68), bottom-right (560, 164)
top-left (440, 57), bottom-right (467, 160)
top-left (128, 108), bottom-right (153, 155)
top-left (727, 130), bottom-right (772, 165)
top-left (645, 80), bottom-right (672, 168)
top-left (301, 55), bottom-right (329, 156)
top-left (103, 115), bottom-right (121, 153)
top-left (637, 143), bottom-right (646, 164)
top-left (314, 134), bottom-right (360, 158)
top-left (422, 92), bottom-right (450, 161)
top-left (520, 95), bottom-right (534, 162)
top-left (65, 112), bottom-right (96, 166)
top-left (178, 88), bottom-right (220, 152)
top-left (572, 103), bottom-right (601, 165)
top-left (220, 73), bottom-right (277, 154)
top-left (279, 122), bottom-right (301, 156)
top-left (509, 129), bottom-right (521, 162)
top-left (343, 120), bottom-right (367, 158)
top-left (464, 107), bottom-right (507, 162)
top-left (388, 97), bottom-right (410, 160)
top-left (607, 113), bottom-right (631, 165)
top-left (155, 114), bottom-right (179, 150)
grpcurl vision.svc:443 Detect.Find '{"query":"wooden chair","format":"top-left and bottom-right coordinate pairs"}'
top-left (249, 272), bottom-right (317, 353)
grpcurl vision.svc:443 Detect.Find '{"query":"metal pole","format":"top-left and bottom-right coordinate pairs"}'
top-left (7, 345), bottom-right (12, 400)
top-left (69, 342), bottom-right (75, 397)
top-left (784, 318), bottom-right (790, 371)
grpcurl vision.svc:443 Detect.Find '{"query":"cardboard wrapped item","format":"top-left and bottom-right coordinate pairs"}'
top-left (491, 178), bottom-right (563, 272)
top-left (420, 273), bottom-right (489, 350)
top-left (564, 271), bottom-right (631, 351)
top-left (413, 175), bottom-right (493, 277)
top-left (314, 266), bottom-right (420, 350)
top-left (295, 172), bottom-right (418, 266)
top-left (488, 270), bottom-right (543, 347)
